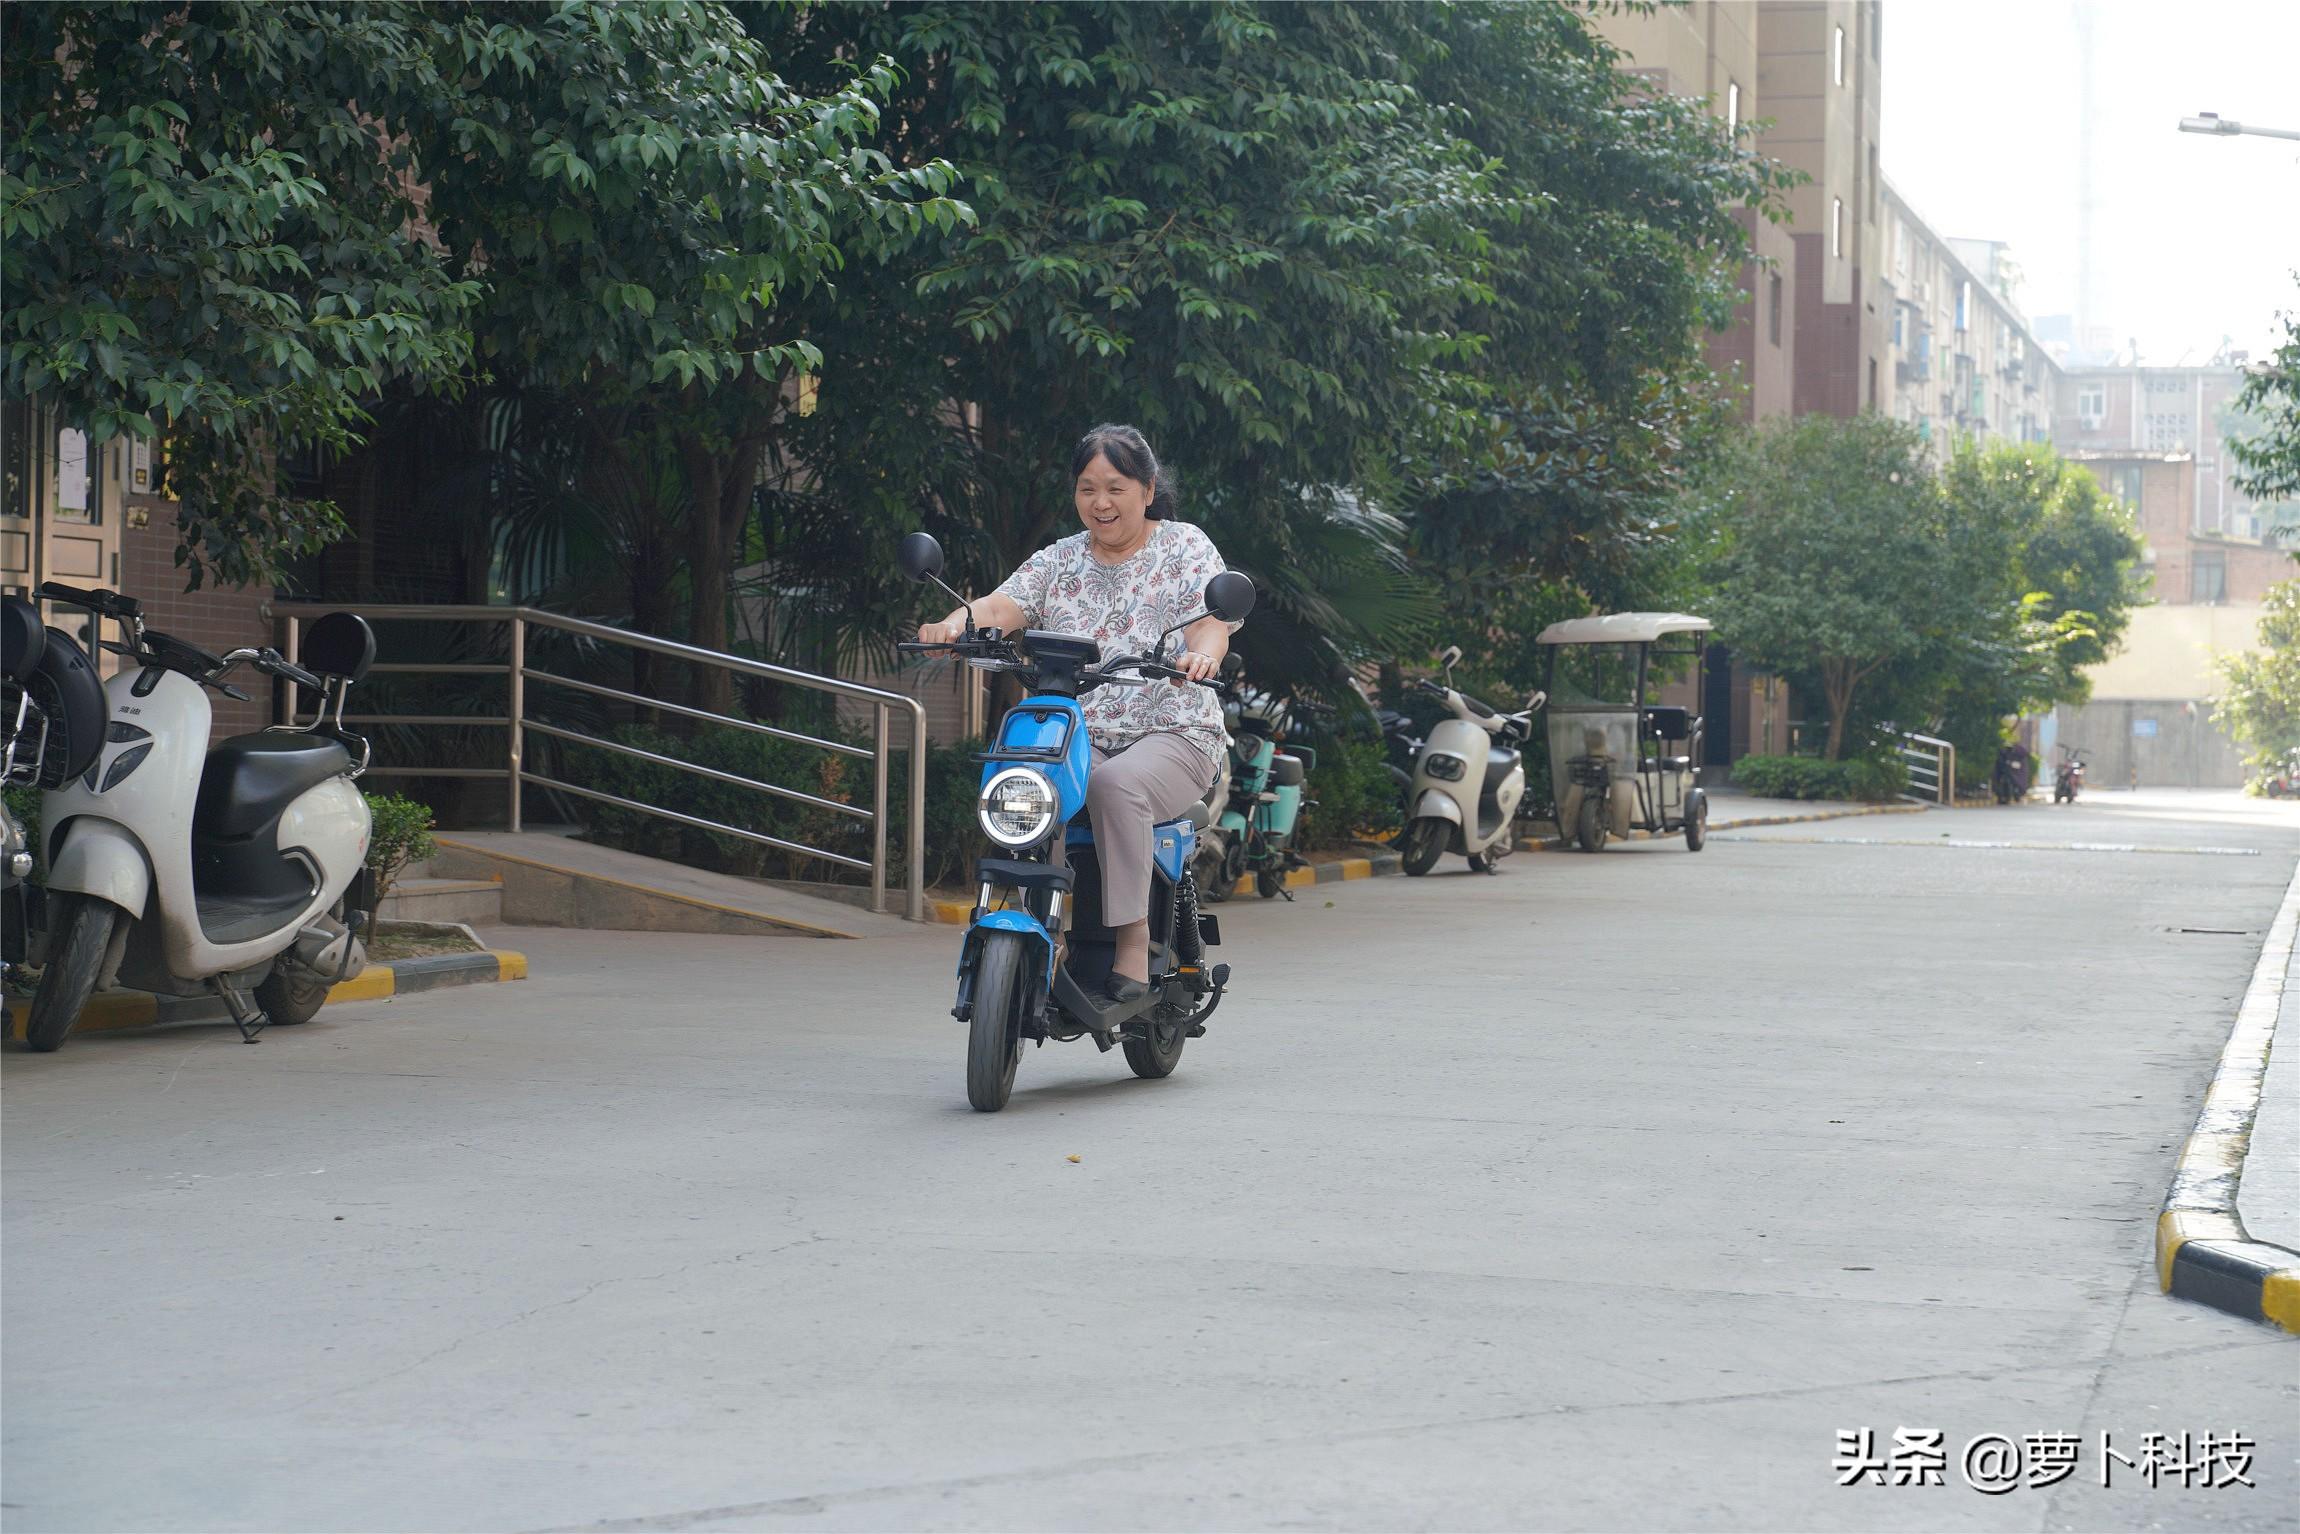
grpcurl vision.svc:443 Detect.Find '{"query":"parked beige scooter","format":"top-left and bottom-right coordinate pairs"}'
top-left (1397, 646), bottom-right (1538, 876)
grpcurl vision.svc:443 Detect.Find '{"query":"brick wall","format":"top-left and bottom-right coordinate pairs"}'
top-left (121, 499), bottom-right (275, 739)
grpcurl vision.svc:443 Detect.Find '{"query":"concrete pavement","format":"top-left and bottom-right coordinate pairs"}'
top-left (3, 788), bottom-right (2296, 1531)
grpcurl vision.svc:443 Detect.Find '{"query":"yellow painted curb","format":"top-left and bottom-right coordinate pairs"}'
top-left (6, 952), bottom-right (524, 1042)
top-left (2155, 1208), bottom-right (2245, 1292)
top-left (1339, 858), bottom-right (1373, 880)
top-left (2264, 1271), bottom-right (2300, 1332)
top-left (327, 966), bottom-right (396, 1004)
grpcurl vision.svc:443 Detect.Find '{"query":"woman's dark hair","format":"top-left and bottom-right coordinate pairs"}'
top-left (1071, 423), bottom-right (1176, 519)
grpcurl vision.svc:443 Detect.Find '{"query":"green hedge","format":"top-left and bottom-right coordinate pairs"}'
top-left (1292, 734), bottom-right (1403, 850)
top-left (1730, 753), bottom-right (1908, 802)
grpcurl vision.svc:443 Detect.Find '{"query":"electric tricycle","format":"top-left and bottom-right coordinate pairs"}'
top-left (895, 533), bottom-right (1257, 1112)
top-left (1534, 612), bottom-right (1713, 853)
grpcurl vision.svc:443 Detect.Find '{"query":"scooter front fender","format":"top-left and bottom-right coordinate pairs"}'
top-left (43, 817), bottom-right (151, 919)
top-left (955, 908), bottom-right (1055, 1024)
top-left (956, 906), bottom-right (1053, 979)
top-left (1413, 789), bottom-right (1464, 826)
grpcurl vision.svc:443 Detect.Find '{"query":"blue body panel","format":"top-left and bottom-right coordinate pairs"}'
top-left (1151, 819), bottom-right (1192, 883)
top-left (983, 695), bottom-right (1091, 824)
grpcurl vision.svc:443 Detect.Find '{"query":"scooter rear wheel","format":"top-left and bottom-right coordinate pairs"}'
top-left (1576, 795), bottom-right (1608, 853)
top-left (24, 893), bottom-right (120, 1053)
top-left (966, 931), bottom-right (1027, 1112)
top-left (255, 968), bottom-right (331, 1026)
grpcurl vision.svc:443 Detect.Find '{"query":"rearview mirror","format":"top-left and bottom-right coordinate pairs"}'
top-left (897, 532), bottom-right (945, 583)
top-left (1439, 644), bottom-right (1463, 670)
top-left (1204, 571), bottom-right (1257, 624)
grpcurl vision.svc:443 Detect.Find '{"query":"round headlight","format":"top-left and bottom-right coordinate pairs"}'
top-left (979, 766), bottom-right (1057, 848)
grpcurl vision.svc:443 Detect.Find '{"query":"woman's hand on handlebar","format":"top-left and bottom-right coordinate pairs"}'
top-left (1169, 650), bottom-right (1221, 687)
top-left (915, 617), bottom-right (966, 646)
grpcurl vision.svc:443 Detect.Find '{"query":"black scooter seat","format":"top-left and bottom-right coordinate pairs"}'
top-left (196, 732), bottom-right (352, 839)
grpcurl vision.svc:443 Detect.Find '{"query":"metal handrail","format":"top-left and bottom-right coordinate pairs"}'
top-left (1892, 730), bottom-right (1957, 806)
top-left (263, 601), bottom-right (929, 920)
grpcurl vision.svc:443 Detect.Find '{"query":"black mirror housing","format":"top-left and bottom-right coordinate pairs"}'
top-left (1204, 571), bottom-right (1257, 624)
top-left (898, 532), bottom-right (945, 584)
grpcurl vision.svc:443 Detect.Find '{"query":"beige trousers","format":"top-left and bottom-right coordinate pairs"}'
top-left (1086, 734), bottom-right (1216, 921)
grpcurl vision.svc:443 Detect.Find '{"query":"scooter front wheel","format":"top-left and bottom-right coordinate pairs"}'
top-left (1399, 818), bottom-right (1446, 877)
top-left (23, 894), bottom-right (121, 1053)
top-left (966, 930), bottom-right (1028, 1112)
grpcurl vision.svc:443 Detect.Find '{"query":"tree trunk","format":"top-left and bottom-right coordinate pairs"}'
top-left (1822, 660), bottom-right (1852, 761)
top-left (680, 427), bottom-right (764, 719)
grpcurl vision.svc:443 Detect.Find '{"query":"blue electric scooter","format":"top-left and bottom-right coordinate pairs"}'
top-left (895, 532), bottom-right (1258, 1111)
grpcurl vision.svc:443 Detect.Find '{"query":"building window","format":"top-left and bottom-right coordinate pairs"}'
top-left (1726, 80), bottom-right (1740, 134)
top-left (2078, 384), bottom-right (2107, 428)
top-left (1832, 198), bottom-right (1843, 259)
top-left (1891, 306), bottom-right (1903, 347)
top-left (2191, 549), bottom-right (2228, 604)
top-left (2146, 412), bottom-right (2187, 452)
top-left (1768, 273), bottom-right (1783, 346)
top-left (1868, 357), bottom-right (1878, 410)
top-left (2110, 465), bottom-right (2143, 505)
top-left (1956, 279), bottom-right (1971, 332)
top-left (1834, 26), bottom-right (1845, 85)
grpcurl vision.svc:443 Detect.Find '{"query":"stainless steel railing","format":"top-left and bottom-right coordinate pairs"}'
top-left (263, 602), bottom-right (929, 920)
top-left (1893, 730), bottom-right (1957, 806)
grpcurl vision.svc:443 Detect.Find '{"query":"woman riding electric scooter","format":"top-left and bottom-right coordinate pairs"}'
top-left (911, 425), bottom-right (1243, 1109)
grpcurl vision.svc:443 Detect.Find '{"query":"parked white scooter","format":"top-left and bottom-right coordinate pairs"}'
top-left (24, 582), bottom-right (379, 1052)
top-left (1398, 646), bottom-right (1539, 877)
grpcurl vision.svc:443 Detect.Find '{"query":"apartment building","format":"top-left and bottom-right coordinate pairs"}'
top-left (2053, 363), bottom-right (2273, 539)
top-left (1586, 1), bottom-right (1797, 421)
top-left (1878, 183), bottom-right (2061, 454)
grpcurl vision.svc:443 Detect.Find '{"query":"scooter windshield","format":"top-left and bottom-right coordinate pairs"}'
top-left (1546, 642), bottom-right (1639, 708)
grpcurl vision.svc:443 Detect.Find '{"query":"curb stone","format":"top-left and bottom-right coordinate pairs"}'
top-left (1516, 799), bottom-right (1929, 852)
top-left (2155, 855), bottom-right (2300, 1332)
top-left (5, 949), bottom-right (528, 1042)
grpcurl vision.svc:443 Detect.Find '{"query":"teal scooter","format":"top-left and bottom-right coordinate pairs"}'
top-left (1197, 661), bottom-right (1317, 903)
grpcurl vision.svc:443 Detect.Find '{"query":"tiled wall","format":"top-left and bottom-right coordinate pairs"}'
top-left (121, 498), bottom-right (275, 739)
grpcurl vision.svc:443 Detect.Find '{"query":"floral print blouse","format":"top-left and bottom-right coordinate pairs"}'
top-left (994, 520), bottom-right (1237, 772)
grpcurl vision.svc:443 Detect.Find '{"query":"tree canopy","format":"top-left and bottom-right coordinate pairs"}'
top-left (1, 0), bottom-right (960, 594)
top-left (1705, 423), bottom-right (2145, 763)
top-left (746, 0), bottom-right (1789, 694)
top-left (2215, 579), bottom-right (2300, 780)
top-left (2229, 285), bottom-right (2300, 517)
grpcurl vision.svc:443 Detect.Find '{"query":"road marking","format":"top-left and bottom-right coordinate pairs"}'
top-left (1711, 834), bottom-right (2263, 856)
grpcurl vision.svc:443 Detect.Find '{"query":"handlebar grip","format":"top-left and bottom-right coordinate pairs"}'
top-left (895, 641), bottom-right (950, 655)
top-left (38, 581), bottom-right (139, 619)
top-left (270, 657), bottom-right (325, 692)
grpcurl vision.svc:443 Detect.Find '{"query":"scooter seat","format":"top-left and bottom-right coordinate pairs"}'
top-left (195, 732), bottom-right (352, 839)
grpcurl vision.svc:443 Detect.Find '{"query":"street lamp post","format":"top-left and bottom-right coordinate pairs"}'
top-left (2179, 111), bottom-right (2300, 142)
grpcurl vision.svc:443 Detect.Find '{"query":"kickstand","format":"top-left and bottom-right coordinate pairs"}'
top-left (215, 983), bottom-right (269, 1044)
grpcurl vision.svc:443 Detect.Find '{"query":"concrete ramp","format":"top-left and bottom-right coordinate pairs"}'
top-left (430, 832), bottom-right (910, 940)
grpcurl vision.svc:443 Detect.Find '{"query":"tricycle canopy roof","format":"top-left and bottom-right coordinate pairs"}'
top-left (1535, 612), bottom-right (1713, 645)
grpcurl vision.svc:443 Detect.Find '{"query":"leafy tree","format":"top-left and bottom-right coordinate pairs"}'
top-left (2230, 283), bottom-right (2300, 511)
top-left (751, 0), bottom-right (1786, 698)
top-left (2215, 579), bottom-right (2300, 778)
top-left (405, 5), bottom-right (965, 707)
top-left (2, 2), bottom-right (483, 587)
top-left (4, 0), bottom-right (964, 636)
top-left (1706, 415), bottom-right (1942, 760)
